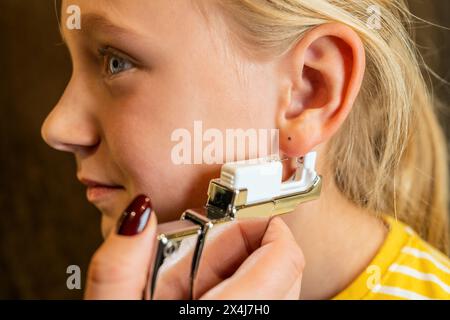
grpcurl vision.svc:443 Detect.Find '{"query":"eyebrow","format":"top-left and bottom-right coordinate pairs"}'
top-left (59, 13), bottom-right (142, 43)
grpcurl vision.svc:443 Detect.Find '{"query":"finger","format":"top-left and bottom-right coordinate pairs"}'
top-left (201, 217), bottom-right (304, 299)
top-left (153, 217), bottom-right (270, 299)
top-left (193, 218), bottom-right (271, 296)
top-left (84, 195), bottom-right (157, 300)
top-left (283, 276), bottom-right (303, 299)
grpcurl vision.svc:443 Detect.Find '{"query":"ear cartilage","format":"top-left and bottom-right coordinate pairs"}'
top-left (149, 152), bottom-right (322, 299)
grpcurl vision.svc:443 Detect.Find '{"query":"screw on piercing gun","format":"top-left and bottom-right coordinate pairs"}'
top-left (150, 151), bottom-right (322, 299)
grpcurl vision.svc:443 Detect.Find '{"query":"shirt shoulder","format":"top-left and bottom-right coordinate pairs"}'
top-left (333, 215), bottom-right (450, 300)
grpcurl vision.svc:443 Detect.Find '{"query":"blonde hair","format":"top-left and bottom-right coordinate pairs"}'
top-left (205, 0), bottom-right (449, 254)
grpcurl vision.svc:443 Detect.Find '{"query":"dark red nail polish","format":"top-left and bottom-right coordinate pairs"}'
top-left (117, 195), bottom-right (152, 236)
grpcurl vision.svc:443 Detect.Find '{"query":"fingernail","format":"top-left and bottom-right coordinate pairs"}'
top-left (117, 195), bottom-right (152, 236)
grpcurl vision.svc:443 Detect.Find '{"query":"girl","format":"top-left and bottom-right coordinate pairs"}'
top-left (42, 0), bottom-right (449, 299)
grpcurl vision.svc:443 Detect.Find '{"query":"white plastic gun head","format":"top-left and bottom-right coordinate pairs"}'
top-left (303, 152), bottom-right (317, 173)
top-left (219, 157), bottom-right (282, 204)
top-left (299, 151), bottom-right (317, 186)
top-left (218, 152), bottom-right (319, 205)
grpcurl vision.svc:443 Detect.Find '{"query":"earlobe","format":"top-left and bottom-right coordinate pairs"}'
top-left (276, 23), bottom-right (365, 158)
top-left (277, 95), bottom-right (324, 157)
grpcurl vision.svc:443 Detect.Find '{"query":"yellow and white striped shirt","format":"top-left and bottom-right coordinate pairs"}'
top-left (333, 215), bottom-right (450, 300)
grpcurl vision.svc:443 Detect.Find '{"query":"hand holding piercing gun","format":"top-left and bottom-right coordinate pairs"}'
top-left (149, 151), bottom-right (322, 299)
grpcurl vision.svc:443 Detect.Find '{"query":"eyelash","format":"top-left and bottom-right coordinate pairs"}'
top-left (98, 47), bottom-right (135, 76)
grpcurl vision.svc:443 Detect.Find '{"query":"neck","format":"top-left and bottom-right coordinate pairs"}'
top-left (281, 172), bottom-right (388, 299)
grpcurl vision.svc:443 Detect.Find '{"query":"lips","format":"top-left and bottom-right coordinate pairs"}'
top-left (78, 177), bottom-right (124, 203)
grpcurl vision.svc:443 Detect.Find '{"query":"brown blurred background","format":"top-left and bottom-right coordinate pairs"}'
top-left (0, 1), bottom-right (449, 299)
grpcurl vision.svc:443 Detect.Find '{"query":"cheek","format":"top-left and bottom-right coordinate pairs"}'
top-left (105, 104), bottom-right (222, 222)
top-left (99, 54), bottom-right (277, 222)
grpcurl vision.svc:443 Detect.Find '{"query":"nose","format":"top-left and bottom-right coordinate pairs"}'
top-left (41, 76), bottom-right (99, 154)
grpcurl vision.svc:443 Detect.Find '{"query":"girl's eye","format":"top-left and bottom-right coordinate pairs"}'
top-left (98, 47), bottom-right (135, 76)
top-left (106, 55), bottom-right (134, 75)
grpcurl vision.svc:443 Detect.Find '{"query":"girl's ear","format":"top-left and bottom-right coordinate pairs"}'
top-left (276, 22), bottom-right (365, 158)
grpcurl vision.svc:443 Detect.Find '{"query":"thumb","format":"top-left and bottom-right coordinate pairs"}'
top-left (84, 195), bottom-right (157, 299)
